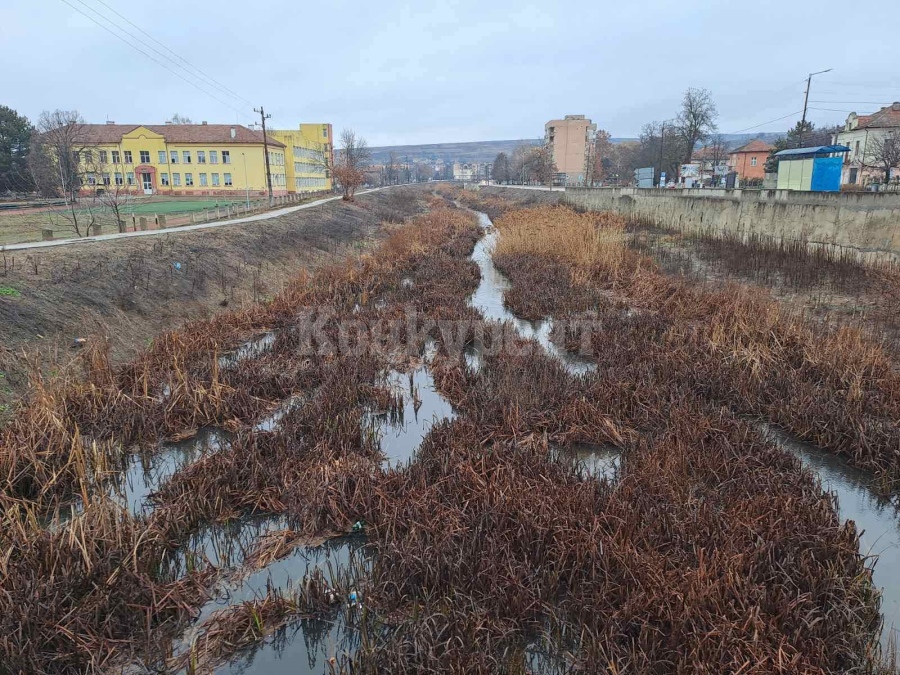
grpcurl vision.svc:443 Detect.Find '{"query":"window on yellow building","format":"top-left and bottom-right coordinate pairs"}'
top-left (323, 128), bottom-right (328, 138)
top-left (124, 150), bottom-right (133, 164)
top-left (114, 172), bottom-right (123, 185)
top-left (161, 173), bottom-right (169, 186)
top-left (103, 173), bottom-right (111, 185)
top-left (126, 172), bottom-right (134, 186)
top-left (212, 173), bottom-right (220, 186)
top-left (140, 151), bottom-right (150, 163)
top-left (83, 150), bottom-right (93, 164)
top-left (185, 173), bottom-right (193, 186)
top-left (173, 173), bottom-right (181, 186)
top-left (112, 151), bottom-right (120, 163)
top-left (197, 151), bottom-right (206, 164)
top-left (158, 151), bottom-right (167, 164)
top-left (183, 151), bottom-right (191, 164)
top-left (170, 151), bottom-right (178, 164)
top-left (210, 151), bottom-right (218, 164)
top-left (200, 173), bottom-right (208, 186)
top-left (224, 173), bottom-right (232, 186)
top-left (222, 151), bottom-right (231, 165)
top-left (99, 150), bottom-right (108, 163)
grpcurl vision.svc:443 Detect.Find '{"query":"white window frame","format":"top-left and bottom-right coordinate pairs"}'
top-left (224, 172), bottom-right (233, 186)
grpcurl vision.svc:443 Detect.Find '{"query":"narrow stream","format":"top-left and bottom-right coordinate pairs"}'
top-left (761, 424), bottom-right (900, 649)
top-left (468, 211), bottom-right (596, 377)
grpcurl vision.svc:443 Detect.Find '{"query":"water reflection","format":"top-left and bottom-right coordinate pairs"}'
top-left (364, 367), bottom-right (455, 468)
top-left (551, 442), bottom-right (621, 481)
top-left (468, 212), bottom-right (596, 376)
top-left (761, 424), bottom-right (900, 649)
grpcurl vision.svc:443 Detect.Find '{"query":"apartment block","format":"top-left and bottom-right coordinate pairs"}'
top-left (544, 115), bottom-right (597, 186)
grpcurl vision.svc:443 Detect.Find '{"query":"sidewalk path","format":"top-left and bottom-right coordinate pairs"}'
top-left (1, 186), bottom-right (408, 252)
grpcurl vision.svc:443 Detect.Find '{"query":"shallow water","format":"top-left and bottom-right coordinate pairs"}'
top-left (554, 442), bottom-right (620, 481)
top-left (468, 212), bottom-right (596, 376)
top-left (219, 331), bottom-right (276, 368)
top-left (762, 424), bottom-right (900, 649)
top-left (364, 366), bottom-right (455, 468)
top-left (176, 528), bottom-right (367, 674)
top-left (115, 428), bottom-right (230, 516)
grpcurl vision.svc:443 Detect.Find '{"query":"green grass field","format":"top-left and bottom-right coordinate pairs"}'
top-left (0, 198), bottom-right (247, 246)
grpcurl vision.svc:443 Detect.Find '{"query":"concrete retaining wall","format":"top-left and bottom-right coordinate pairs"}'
top-left (564, 188), bottom-right (900, 258)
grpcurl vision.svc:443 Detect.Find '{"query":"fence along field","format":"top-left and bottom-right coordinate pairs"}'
top-left (0, 186), bottom-right (897, 672)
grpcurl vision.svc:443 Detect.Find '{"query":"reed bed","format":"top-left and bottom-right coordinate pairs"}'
top-left (0, 191), bottom-right (895, 673)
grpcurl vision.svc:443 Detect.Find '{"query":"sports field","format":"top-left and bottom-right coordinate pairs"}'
top-left (0, 197), bottom-right (247, 246)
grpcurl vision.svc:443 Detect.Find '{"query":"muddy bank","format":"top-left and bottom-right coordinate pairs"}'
top-left (0, 188), bottom-right (425, 418)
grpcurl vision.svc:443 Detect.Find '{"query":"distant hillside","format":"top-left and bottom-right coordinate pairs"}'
top-left (718, 132), bottom-right (784, 149)
top-left (366, 132), bottom-right (783, 165)
top-left (368, 138), bottom-right (635, 164)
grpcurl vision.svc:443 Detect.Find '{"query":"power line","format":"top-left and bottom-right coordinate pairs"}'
top-left (58, 0), bottom-right (253, 121)
top-left (808, 107), bottom-right (865, 114)
top-left (69, 0), bottom-right (252, 114)
top-left (726, 110), bottom-right (803, 135)
top-left (810, 100), bottom-right (887, 106)
top-left (85, 0), bottom-right (253, 107)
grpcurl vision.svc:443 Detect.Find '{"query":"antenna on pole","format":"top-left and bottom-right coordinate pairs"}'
top-left (254, 106), bottom-right (274, 205)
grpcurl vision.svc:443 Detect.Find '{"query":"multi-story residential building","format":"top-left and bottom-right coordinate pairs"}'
top-left (835, 102), bottom-right (900, 186)
top-left (727, 140), bottom-right (774, 183)
top-left (544, 115), bottom-right (597, 186)
top-left (268, 124), bottom-right (334, 194)
top-left (76, 122), bottom-right (287, 196)
top-left (453, 162), bottom-right (477, 181)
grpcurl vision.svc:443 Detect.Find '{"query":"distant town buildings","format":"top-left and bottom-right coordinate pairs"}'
top-left (453, 162), bottom-right (491, 181)
top-left (544, 115), bottom-right (597, 186)
top-left (835, 102), bottom-right (900, 186)
top-left (727, 140), bottom-right (774, 184)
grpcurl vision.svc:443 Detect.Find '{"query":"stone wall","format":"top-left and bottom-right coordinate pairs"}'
top-left (564, 187), bottom-right (900, 259)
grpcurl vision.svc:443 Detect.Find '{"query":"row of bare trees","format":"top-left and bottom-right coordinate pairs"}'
top-left (491, 144), bottom-right (556, 185)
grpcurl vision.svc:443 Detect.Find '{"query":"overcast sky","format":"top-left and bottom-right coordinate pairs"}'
top-left (3, 0), bottom-right (897, 146)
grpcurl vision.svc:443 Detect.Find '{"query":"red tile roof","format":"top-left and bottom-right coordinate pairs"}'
top-left (859, 103), bottom-right (900, 129)
top-left (78, 123), bottom-right (285, 147)
top-left (730, 139), bottom-right (774, 154)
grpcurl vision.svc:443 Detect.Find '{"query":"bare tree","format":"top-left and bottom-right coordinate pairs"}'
top-left (332, 129), bottom-right (371, 201)
top-left (166, 113), bottom-right (193, 125)
top-left (491, 152), bottom-right (511, 183)
top-left (386, 152), bottom-right (398, 185)
top-left (864, 131), bottom-right (900, 185)
top-left (29, 110), bottom-right (99, 237)
top-left (676, 88), bottom-right (719, 167)
top-left (525, 145), bottom-right (556, 186)
top-left (586, 129), bottom-right (613, 186)
top-left (90, 153), bottom-right (133, 232)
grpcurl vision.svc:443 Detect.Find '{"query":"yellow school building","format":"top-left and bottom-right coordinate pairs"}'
top-left (76, 122), bottom-right (290, 197)
top-left (268, 124), bottom-right (334, 194)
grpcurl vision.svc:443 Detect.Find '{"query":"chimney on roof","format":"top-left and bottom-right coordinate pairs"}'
top-left (893, 102), bottom-right (900, 111)
top-left (202, 121), bottom-right (208, 125)
top-left (230, 127), bottom-right (236, 139)
top-left (106, 120), bottom-right (115, 125)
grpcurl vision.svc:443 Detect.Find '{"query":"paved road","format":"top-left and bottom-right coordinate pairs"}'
top-left (485, 184), bottom-right (564, 192)
top-left (1, 185), bottom-right (409, 252)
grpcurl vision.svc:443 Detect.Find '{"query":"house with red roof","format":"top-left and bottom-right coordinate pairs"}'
top-left (726, 139), bottom-right (774, 184)
top-left (835, 102), bottom-right (900, 186)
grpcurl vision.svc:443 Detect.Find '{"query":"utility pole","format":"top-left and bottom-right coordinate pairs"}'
top-left (799, 68), bottom-right (832, 148)
top-left (657, 122), bottom-right (666, 188)
top-left (254, 106), bottom-right (274, 204)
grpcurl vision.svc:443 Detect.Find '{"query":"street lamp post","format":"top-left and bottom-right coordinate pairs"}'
top-left (242, 153), bottom-right (250, 209)
top-left (799, 68), bottom-right (832, 147)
